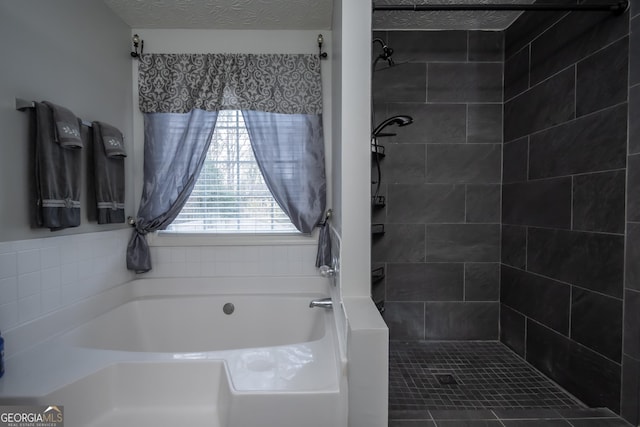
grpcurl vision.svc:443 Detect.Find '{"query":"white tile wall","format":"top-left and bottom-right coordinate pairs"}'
top-left (0, 229), bottom-right (134, 333)
top-left (144, 243), bottom-right (319, 279)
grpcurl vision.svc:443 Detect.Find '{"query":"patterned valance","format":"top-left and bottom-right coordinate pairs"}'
top-left (138, 53), bottom-right (322, 115)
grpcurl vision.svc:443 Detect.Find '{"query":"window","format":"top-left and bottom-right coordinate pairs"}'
top-left (167, 111), bottom-right (297, 233)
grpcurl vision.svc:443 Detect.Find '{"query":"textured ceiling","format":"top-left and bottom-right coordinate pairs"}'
top-left (103, 0), bottom-right (529, 32)
top-left (373, 0), bottom-right (531, 31)
top-left (102, 0), bottom-right (333, 29)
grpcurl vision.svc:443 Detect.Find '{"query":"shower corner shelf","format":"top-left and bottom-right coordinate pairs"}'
top-left (374, 299), bottom-right (385, 314)
top-left (371, 266), bottom-right (385, 282)
top-left (372, 195), bottom-right (386, 208)
top-left (372, 223), bottom-right (385, 235)
top-left (371, 143), bottom-right (386, 159)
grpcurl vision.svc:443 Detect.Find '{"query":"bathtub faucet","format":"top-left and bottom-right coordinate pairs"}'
top-left (309, 297), bottom-right (333, 309)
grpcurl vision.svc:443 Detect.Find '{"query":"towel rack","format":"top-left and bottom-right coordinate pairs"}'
top-left (15, 98), bottom-right (93, 128)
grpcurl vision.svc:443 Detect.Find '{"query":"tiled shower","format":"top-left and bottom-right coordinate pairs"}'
top-left (374, 3), bottom-right (639, 425)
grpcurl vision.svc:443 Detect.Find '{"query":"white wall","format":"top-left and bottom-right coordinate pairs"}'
top-left (331, 1), bottom-right (389, 426)
top-left (0, 1), bottom-right (135, 348)
top-left (334, 2), bottom-right (372, 298)
top-left (0, 0), bottom-right (134, 242)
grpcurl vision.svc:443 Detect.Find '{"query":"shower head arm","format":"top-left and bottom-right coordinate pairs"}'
top-left (372, 115), bottom-right (414, 137)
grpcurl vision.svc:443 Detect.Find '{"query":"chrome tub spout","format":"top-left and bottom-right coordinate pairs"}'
top-left (309, 297), bottom-right (333, 309)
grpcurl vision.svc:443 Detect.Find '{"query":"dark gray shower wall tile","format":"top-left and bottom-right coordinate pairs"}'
top-left (624, 289), bottom-right (640, 359)
top-left (630, 85), bottom-right (640, 154)
top-left (631, 16), bottom-right (640, 86)
top-left (630, 155), bottom-right (640, 222)
top-left (501, 225), bottom-right (527, 269)
top-left (372, 224), bottom-right (425, 263)
top-left (528, 104), bottom-right (628, 179)
top-left (626, 222), bottom-right (640, 291)
top-left (467, 104), bottom-right (503, 143)
top-left (503, 137), bottom-right (528, 183)
top-left (371, 261), bottom-right (386, 304)
top-left (387, 103), bottom-right (467, 144)
top-left (425, 302), bottom-right (498, 340)
top-left (500, 303), bottom-right (526, 357)
top-left (386, 263), bottom-right (464, 302)
top-left (633, 0), bottom-right (640, 18)
top-left (384, 302), bottom-right (424, 340)
top-left (428, 63), bottom-right (503, 103)
top-left (505, 5), bottom-right (569, 60)
top-left (571, 288), bottom-right (623, 362)
top-left (527, 228), bottom-right (624, 298)
top-left (465, 184), bottom-right (500, 223)
top-left (426, 224), bottom-right (500, 262)
top-left (529, 8), bottom-right (629, 86)
top-left (388, 30), bottom-right (468, 63)
top-left (621, 355), bottom-right (640, 426)
top-left (504, 67), bottom-right (575, 141)
top-left (426, 144), bottom-right (501, 184)
top-left (573, 170), bottom-right (626, 234)
top-left (384, 143), bottom-right (426, 184)
top-left (373, 63), bottom-right (426, 103)
top-left (502, 178), bottom-right (572, 228)
top-left (501, 265), bottom-right (571, 334)
top-left (468, 31), bottom-right (504, 62)
top-left (526, 321), bottom-right (621, 412)
top-left (387, 184), bottom-right (465, 224)
top-left (576, 37), bottom-right (628, 117)
top-left (464, 263), bottom-right (499, 301)
top-left (504, 46), bottom-right (530, 101)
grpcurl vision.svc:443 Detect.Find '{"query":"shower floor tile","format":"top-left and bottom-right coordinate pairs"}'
top-left (389, 341), bottom-right (585, 412)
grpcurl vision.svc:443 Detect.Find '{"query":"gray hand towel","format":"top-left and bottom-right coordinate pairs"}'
top-left (42, 101), bottom-right (83, 149)
top-left (92, 121), bottom-right (126, 224)
top-left (96, 121), bottom-right (126, 158)
top-left (33, 102), bottom-right (82, 230)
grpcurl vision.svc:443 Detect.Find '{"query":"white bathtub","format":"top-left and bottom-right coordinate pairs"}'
top-left (0, 277), bottom-right (346, 427)
top-left (65, 294), bottom-right (325, 353)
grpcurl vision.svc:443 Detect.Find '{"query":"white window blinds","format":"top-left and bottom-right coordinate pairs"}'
top-left (167, 111), bottom-right (297, 233)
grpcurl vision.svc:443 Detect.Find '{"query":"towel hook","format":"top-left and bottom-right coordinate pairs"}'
top-left (319, 209), bottom-right (332, 226)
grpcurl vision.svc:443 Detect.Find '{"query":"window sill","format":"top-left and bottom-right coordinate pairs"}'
top-left (147, 231), bottom-right (316, 247)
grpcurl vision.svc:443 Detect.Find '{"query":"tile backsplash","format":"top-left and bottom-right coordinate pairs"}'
top-left (144, 243), bottom-right (319, 279)
top-left (0, 229), bottom-right (134, 333)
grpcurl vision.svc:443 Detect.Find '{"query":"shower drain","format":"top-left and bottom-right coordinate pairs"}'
top-left (434, 373), bottom-right (458, 386)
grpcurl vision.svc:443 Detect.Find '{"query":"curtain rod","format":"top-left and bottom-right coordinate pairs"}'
top-left (15, 98), bottom-right (93, 128)
top-left (373, 1), bottom-right (629, 15)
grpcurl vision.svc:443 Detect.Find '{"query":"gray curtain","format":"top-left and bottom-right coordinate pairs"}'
top-left (126, 110), bottom-right (217, 272)
top-left (241, 110), bottom-right (325, 233)
top-left (128, 53), bottom-right (328, 272)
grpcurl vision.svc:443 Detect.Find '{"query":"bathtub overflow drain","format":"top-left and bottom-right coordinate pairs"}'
top-left (223, 302), bottom-right (235, 315)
